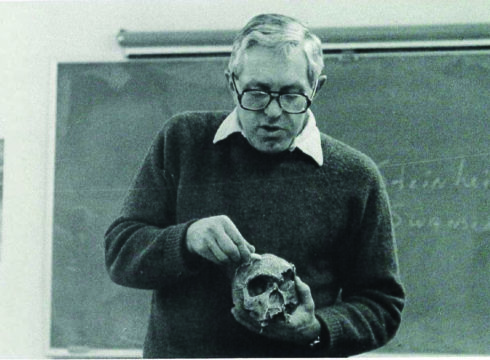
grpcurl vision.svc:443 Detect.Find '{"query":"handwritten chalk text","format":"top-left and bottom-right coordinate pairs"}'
top-left (380, 158), bottom-right (489, 192)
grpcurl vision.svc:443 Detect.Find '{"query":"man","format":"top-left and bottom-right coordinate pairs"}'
top-left (105, 13), bottom-right (405, 358)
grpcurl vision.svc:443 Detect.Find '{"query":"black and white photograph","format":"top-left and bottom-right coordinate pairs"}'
top-left (0, 1), bottom-right (488, 358)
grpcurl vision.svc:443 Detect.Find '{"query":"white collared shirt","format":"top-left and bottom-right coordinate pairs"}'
top-left (213, 108), bottom-right (324, 166)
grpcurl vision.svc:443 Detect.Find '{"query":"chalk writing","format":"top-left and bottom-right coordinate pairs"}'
top-left (392, 210), bottom-right (490, 232)
top-left (379, 157), bottom-right (489, 192)
top-left (378, 155), bottom-right (489, 234)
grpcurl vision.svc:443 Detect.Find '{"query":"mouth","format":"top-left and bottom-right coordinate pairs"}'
top-left (259, 125), bottom-right (284, 134)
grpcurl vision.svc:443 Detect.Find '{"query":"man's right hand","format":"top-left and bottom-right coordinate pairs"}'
top-left (186, 215), bottom-right (255, 265)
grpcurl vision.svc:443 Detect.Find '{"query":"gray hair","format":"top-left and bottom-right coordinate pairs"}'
top-left (227, 14), bottom-right (324, 85)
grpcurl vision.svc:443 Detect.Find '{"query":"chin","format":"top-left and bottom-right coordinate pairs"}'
top-left (254, 141), bottom-right (289, 154)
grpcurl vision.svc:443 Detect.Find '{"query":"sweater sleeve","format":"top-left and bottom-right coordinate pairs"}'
top-left (104, 121), bottom-right (203, 290)
top-left (315, 163), bottom-right (405, 357)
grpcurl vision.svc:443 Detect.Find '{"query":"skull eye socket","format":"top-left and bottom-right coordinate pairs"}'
top-left (279, 269), bottom-right (295, 291)
top-left (247, 275), bottom-right (275, 296)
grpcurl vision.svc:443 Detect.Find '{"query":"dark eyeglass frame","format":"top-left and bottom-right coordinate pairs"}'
top-left (231, 73), bottom-right (316, 114)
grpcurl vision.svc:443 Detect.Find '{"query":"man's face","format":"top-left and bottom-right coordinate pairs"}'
top-left (230, 46), bottom-right (315, 154)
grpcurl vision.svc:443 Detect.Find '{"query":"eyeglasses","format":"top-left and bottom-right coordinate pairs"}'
top-left (231, 73), bottom-right (317, 114)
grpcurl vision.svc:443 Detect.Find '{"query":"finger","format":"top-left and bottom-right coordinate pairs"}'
top-left (214, 231), bottom-right (241, 263)
top-left (198, 246), bottom-right (221, 265)
top-left (204, 236), bottom-right (230, 264)
top-left (295, 276), bottom-right (315, 310)
top-left (222, 218), bottom-right (255, 261)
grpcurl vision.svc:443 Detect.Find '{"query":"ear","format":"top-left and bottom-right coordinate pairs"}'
top-left (224, 71), bottom-right (235, 93)
top-left (314, 75), bottom-right (327, 97)
top-left (225, 71), bottom-right (240, 106)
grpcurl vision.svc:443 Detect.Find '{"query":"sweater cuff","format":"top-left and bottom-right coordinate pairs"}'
top-left (316, 309), bottom-right (343, 355)
top-left (161, 219), bottom-right (204, 277)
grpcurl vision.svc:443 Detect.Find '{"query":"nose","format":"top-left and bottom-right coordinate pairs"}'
top-left (263, 96), bottom-right (283, 118)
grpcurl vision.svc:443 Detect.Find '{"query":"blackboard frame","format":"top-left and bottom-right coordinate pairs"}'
top-left (46, 25), bottom-right (490, 357)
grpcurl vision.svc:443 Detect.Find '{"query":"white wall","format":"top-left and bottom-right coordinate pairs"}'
top-left (0, 0), bottom-right (489, 357)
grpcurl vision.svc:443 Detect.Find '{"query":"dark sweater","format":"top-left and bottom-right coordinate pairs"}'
top-left (105, 111), bottom-right (405, 358)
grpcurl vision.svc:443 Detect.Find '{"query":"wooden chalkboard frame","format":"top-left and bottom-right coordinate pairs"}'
top-left (46, 24), bottom-right (490, 357)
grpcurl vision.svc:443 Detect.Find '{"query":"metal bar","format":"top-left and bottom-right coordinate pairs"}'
top-left (117, 23), bottom-right (490, 48)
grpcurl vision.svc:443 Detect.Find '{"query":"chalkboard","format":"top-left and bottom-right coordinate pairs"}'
top-left (51, 52), bottom-right (489, 355)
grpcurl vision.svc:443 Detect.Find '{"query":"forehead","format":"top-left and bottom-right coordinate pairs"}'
top-left (238, 46), bottom-right (310, 90)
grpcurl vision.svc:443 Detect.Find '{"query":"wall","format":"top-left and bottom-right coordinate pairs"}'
top-left (0, 0), bottom-right (489, 357)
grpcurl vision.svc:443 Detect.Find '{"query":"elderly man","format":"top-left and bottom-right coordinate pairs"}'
top-left (105, 13), bottom-right (405, 358)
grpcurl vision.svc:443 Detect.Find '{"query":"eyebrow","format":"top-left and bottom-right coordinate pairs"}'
top-left (245, 80), bottom-right (307, 93)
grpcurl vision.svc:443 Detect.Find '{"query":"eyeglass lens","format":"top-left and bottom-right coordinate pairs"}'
top-left (241, 91), bottom-right (308, 113)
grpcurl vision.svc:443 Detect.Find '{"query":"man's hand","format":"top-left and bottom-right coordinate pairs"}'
top-left (231, 276), bottom-right (321, 345)
top-left (186, 215), bottom-right (255, 265)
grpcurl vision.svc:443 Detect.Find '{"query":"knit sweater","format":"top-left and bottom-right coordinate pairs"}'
top-left (105, 111), bottom-right (405, 358)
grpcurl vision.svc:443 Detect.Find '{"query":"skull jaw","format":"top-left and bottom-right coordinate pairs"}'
top-left (233, 303), bottom-right (297, 329)
top-left (246, 296), bottom-right (298, 328)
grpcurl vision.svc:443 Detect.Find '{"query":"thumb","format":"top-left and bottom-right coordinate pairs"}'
top-left (295, 276), bottom-right (315, 310)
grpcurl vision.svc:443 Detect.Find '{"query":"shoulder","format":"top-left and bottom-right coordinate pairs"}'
top-left (147, 111), bottom-right (230, 172)
top-left (164, 110), bottom-right (229, 136)
top-left (320, 132), bottom-right (383, 185)
top-left (156, 110), bottom-right (229, 146)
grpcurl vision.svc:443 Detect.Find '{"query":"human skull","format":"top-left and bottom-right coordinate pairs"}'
top-left (231, 253), bottom-right (299, 329)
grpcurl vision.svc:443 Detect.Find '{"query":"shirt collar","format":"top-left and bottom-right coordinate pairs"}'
top-left (213, 108), bottom-right (323, 166)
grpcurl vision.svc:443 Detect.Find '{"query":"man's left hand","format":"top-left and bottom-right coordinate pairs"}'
top-left (231, 276), bottom-right (321, 345)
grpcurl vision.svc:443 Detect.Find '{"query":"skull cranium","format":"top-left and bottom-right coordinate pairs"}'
top-left (231, 253), bottom-right (299, 329)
